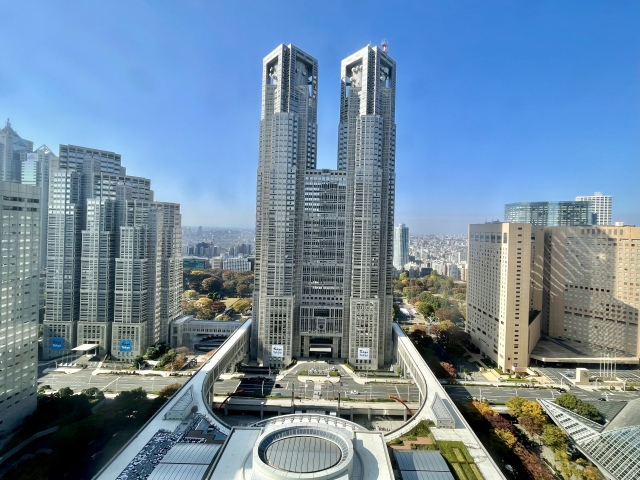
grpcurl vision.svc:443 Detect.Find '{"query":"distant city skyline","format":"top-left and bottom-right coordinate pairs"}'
top-left (1, 2), bottom-right (637, 233)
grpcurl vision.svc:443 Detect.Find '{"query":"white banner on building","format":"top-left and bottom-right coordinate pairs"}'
top-left (271, 344), bottom-right (284, 358)
top-left (357, 347), bottom-right (370, 360)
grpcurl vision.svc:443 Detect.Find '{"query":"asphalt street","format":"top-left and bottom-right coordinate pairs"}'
top-left (38, 366), bottom-right (189, 393)
top-left (445, 384), bottom-right (640, 403)
top-left (214, 361), bottom-right (421, 401)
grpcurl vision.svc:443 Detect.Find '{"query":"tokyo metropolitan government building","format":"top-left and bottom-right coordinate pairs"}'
top-left (252, 44), bottom-right (396, 369)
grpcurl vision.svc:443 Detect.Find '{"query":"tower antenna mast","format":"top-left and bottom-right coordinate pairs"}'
top-left (381, 39), bottom-right (388, 54)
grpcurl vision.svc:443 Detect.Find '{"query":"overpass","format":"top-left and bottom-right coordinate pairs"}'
top-left (95, 319), bottom-right (505, 479)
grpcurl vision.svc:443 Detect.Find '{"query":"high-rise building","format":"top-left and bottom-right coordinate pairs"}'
top-left (252, 43), bottom-right (396, 369)
top-left (505, 201), bottom-right (592, 226)
top-left (542, 225), bottom-right (639, 356)
top-left (466, 223), bottom-right (545, 373)
top-left (21, 145), bottom-right (58, 269)
top-left (0, 120), bottom-right (33, 183)
top-left (576, 192), bottom-right (612, 225)
top-left (467, 223), bottom-right (640, 371)
top-left (393, 223), bottom-right (409, 270)
top-left (0, 182), bottom-right (40, 433)
top-left (42, 146), bottom-right (181, 360)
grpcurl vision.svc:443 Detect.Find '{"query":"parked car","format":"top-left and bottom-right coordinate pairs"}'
top-left (350, 390), bottom-right (359, 395)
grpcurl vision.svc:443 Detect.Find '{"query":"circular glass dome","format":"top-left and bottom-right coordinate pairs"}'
top-left (256, 426), bottom-right (351, 476)
top-left (264, 435), bottom-right (342, 473)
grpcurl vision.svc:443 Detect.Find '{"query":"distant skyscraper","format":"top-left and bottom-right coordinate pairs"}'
top-left (22, 145), bottom-right (58, 269)
top-left (42, 146), bottom-right (181, 360)
top-left (504, 201), bottom-right (592, 226)
top-left (576, 192), bottom-right (612, 225)
top-left (393, 223), bottom-right (409, 269)
top-left (0, 182), bottom-right (40, 433)
top-left (0, 120), bottom-right (33, 183)
top-left (253, 43), bottom-right (396, 369)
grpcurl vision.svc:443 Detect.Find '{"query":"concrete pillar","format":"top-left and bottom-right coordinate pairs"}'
top-left (350, 407), bottom-right (353, 421)
top-left (303, 337), bottom-right (310, 357)
top-left (367, 408), bottom-right (371, 421)
top-left (278, 405), bottom-right (282, 415)
top-left (403, 407), bottom-right (407, 421)
top-left (260, 403), bottom-right (264, 419)
top-left (332, 338), bottom-right (339, 359)
top-left (224, 405), bottom-right (228, 416)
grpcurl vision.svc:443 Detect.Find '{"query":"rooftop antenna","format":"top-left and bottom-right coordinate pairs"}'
top-left (381, 39), bottom-right (388, 54)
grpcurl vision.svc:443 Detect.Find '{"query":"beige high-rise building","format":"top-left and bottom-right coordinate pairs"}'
top-left (466, 223), bottom-right (544, 373)
top-left (543, 225), bottom-right (640, 357)
top-left (467, 223), bottom-right (640, 371)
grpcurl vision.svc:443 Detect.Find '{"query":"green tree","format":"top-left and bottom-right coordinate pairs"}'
top-left (182, 289), bottom-right (199, 301)
top-left (212, 301), bottom-right (226, 313)
top-left (201, 276), bottom-right (222, 293)
top-left (233, 299), bottom-right (251, 314)
top-left (81, 387), bottom-right (105, 401)
top-left (236, 283), bottom-right (249, 297)
top-left (217, 314), bottom-right (232, 321)
top-left (113, 388), bottom-right (148, 417)
top-left (542, 424), bottom-right (567, 451)
top-left (56, 386), bottom-right (74, 398)
top-left (518, 414), bottom-right (546, 436)
top-left (194, 297), bottom-right (215, 319)
top-left (506, 396), bottom-right (528, 417)
top-left (133, 355), bottom-right (145, 369)
top-left (158, 383), bottom-right (181, 398)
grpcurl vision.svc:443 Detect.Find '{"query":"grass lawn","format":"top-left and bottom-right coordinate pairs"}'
top-left (223, 297), bottom-right (240, 307)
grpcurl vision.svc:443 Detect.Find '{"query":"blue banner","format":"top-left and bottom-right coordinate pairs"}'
top-left (51, 337), bottom-right (63, 350)
top-left (119, 339), bottom-right (133, 352)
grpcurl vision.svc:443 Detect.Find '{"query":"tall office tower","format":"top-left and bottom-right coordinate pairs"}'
top-left (576, 192), bottom-right (612, 226)
top-left (393, 223), bottom-right (409, 270)
top-left (252, 45), bottom-right (318, 366)
top-left (43, 163), bottom-right (83, 358)
top-left (0, 120), bottom-right (33, 183)
top-left (466, 223), bottom-right (544, 373)
top-left (505, 201), bottom-right (592, 226)
top-left (42, 145), bottom-right (179, 360)
top-left (0, 182), bottom-right (40, 433)
top-left (77, 198), bottom-right (116, 357)
top-left (154, 202), bottom-right (182, 347)
top-left (339, 45), bottom-right (396, 368)
top-left (21, 145), bottom-right (58, 269)
top-left (542, 225), bottom-right (640, 358)
top-left (253, 44), bottom-right (396, 369)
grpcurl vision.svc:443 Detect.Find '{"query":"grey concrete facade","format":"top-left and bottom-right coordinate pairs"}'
top-left (0, 181), bottom-right (40, 433)
top-left (252, 44), bottom-right (396, 369)
top-left (42, 146), bottom-right (182, 360)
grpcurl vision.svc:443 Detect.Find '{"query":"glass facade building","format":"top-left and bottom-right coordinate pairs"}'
top-left (504, 201), bottom-right (593, 226)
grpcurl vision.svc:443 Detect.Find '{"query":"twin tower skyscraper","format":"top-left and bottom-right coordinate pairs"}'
top-left (252, 44), bottom-right (397, 369)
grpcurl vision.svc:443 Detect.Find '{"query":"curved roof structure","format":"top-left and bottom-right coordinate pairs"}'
top-left (539, 399), bottom-right (640, 480)
top-left (581, 427), bottom-right (640, 480)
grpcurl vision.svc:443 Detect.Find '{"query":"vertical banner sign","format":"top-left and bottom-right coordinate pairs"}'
top-left (51, 338), bottom-right (63, 350)
top-left (119, 339), bottom-right (133, 352)
top-left (271, 344), bottom-right (284, 358)
top-left (357, 347), bottom-right (370, 360)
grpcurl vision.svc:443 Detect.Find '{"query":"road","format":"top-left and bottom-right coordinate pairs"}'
top-left (214, 361), bottom-right (421, 401)
top-left (38, 367), bottom-right (189, 393)
top-left (445, 384), bottom-right (640, 403)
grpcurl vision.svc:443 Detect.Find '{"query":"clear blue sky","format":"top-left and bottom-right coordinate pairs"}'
top-left (2, 1), bottom-right (637, 233)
